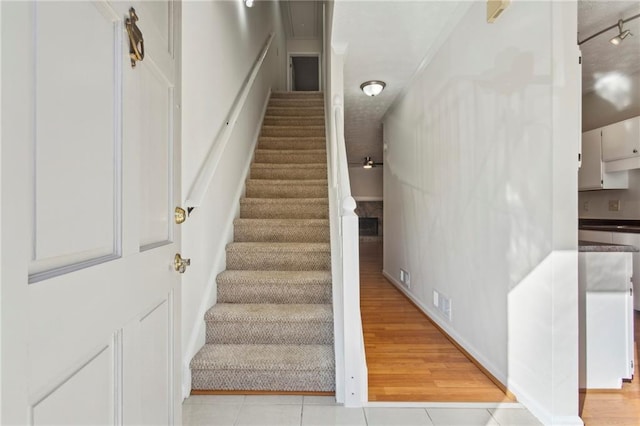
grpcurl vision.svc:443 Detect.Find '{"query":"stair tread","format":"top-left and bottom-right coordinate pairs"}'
top-left (206, 303), bottom-right (333, 323)
top-left (262, 125), bottom-right (325, 128)
top-left (227, 242), bottom-right (330, 252)
top-left (259, 136), bottom-right (327, 142)
top-left (191, 344), bottom-right (334, 371)
top-left (251, 163), bottom-right (326, 169)
top-left (235, 218), bottom-right (328, 227)
top-left (259, 135), bottom-right (325, 140)
top-left (271, 91), bottom-right (323, 96)
top-left (217, 270), bottom-right (331, 285)
top-left (246, 179), bottom-right (327, 185)
top-left (241, 198), bottom-right (327, 204)
top-left (255, 149), bottom-right (326, 154)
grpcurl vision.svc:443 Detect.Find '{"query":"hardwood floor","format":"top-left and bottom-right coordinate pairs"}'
top-left (359, 241), bottom-right (515, 402)
top-left (579, 310), bottom-right (640, 425)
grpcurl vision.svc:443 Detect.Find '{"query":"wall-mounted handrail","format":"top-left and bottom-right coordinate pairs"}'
top-left (185, 32), bottom-right (275, 208)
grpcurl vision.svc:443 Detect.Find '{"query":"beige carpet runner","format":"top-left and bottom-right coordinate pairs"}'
top-left (190, 92), bottom-right (335, 392)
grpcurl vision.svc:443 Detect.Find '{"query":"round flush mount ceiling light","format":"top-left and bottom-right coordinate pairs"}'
top-left (360, 80), bottom-right (386, 97)
top-left (244, 0), bottom-right (254, 8)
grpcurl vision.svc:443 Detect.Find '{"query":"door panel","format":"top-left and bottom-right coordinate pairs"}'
top-left (30, 2), bottom-right (121, 279)
top-left (142, 0), bottom-right (173, 55)
top-left (31, 347), bottom-right (112, 426)
top-left (139, 62), bottom-right (173, 249)
top-left (139, 299), bottom-right (171, 425)
top-left (1, 1), bottom-right (182, 424)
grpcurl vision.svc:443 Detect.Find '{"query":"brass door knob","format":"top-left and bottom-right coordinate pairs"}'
top-left (175, 207), bottom-right (187, 224)
top-left (174, 253), bottom-right (191, 273)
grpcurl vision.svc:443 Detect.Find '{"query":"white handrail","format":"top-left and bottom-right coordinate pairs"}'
top-left (185, 32), bottom-right (275, 208)
top-left (332, 97), bottom-right (354, 212)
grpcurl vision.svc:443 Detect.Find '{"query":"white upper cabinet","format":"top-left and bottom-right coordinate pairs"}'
top-left (579, 129), bottom-right (628, 191)
top-left (602, 116), bottom-right (640, 162)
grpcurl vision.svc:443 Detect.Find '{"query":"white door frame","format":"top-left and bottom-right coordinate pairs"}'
top-left (287, 52), bottom-right (322, 92)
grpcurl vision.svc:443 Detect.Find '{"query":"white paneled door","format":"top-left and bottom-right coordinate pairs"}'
top-left (1, 1), bottom-right (182, 424)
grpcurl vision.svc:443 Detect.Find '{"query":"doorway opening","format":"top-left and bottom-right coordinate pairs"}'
top-left (289, 54), bottom-right (320, 91)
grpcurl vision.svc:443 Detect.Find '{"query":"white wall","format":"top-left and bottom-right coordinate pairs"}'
top-left (180, 0), bottom-right (286, 397)
top-left (579, 71), bottom-right (640, 220)
top-left (348, 167), bottom-right (383, 201)
top-left (288, 39), bottom-right (322, 54)
top-left (383, 2), bottom-right (580, 424)
top-left (582, 71), bottom-right (640, 132)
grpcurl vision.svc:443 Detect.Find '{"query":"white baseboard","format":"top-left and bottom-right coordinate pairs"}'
top-left (381, 270), bottom-right (581, 426)
top-left (381, 270), bottom-right (508, 385)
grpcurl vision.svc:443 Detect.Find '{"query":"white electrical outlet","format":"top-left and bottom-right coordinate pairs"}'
top-left (436, 293), bottom-right (452, 321)
top-left (400, 269), bottom-right (410, 288)
top-left (608, 200), bottom-right (620, 211)
top-left (583, 201), bottom-right (589, 212)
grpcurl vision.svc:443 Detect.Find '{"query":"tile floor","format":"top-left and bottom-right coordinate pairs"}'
top-left (182, 395), bottom-right (543, 426)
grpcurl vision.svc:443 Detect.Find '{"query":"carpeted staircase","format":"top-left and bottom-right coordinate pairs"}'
top-left (190, 91), bottom-right (335, 393)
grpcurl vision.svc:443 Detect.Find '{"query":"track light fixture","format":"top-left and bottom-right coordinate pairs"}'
top-left (578, 13), bottom-right (639, 46)
top-left (610, 19), bottom-right (632, 45)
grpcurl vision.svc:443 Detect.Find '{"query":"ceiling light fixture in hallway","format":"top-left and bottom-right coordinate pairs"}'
top-left (360, 80), bottom-right (386, 97)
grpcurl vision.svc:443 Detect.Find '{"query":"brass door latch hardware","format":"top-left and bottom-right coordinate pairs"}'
top-left (174, 253), bottom-right (191, 274)
top-left (175, 207), bottom-right (187, 224)
top-left (125, 8), bottom-right (144, 68)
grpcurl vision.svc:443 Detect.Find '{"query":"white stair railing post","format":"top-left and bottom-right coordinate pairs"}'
top-left (327, 83), bottom-right (368, 406)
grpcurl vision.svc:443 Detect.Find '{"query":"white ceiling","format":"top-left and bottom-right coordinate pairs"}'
top-left (328, 1), bottom-right (640, 166)
top-left (332, 1), bottom-right (467, 164)
top-left (579, 0), bottom-right (640, 94)
top-left (281, 1), bottom-right (323, 40)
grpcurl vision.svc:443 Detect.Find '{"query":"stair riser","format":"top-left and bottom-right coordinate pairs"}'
top-left (262, 127), bottom-right (325, 137)
top-left (217, 283), bottom-right (332, 304)
top-left (234, 224), bottom-right (329, 243)
top-left (269, 98), bottom-right (324, 107)
top-left (271, 92), bottom-right (323, 99)
top-left (226, 251), bottom-right (331, 271)
top-left (240, 203), bottom-right (329, 219)
top-left (191, 369), bottom-right (335, 392)
top-left (245, 184), bottom-right (328, 199)
top-left (266, 107), bottom-right (324, 117)
top-left (258, 139), bottom-right (326, 151)
top-left (254, 152), bottom-right (326, 164)
top-left (262, 117), bottom-right (325, 126)
top-left (206, 322), bottom-right (333, 345)
top-left (250, 167), bottom-right (327, 180)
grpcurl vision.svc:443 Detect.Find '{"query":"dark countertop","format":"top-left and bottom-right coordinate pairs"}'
top-left (579, 240), bottom-right (639, 252)
top-left (579, 218), bottom-right (640, 234)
